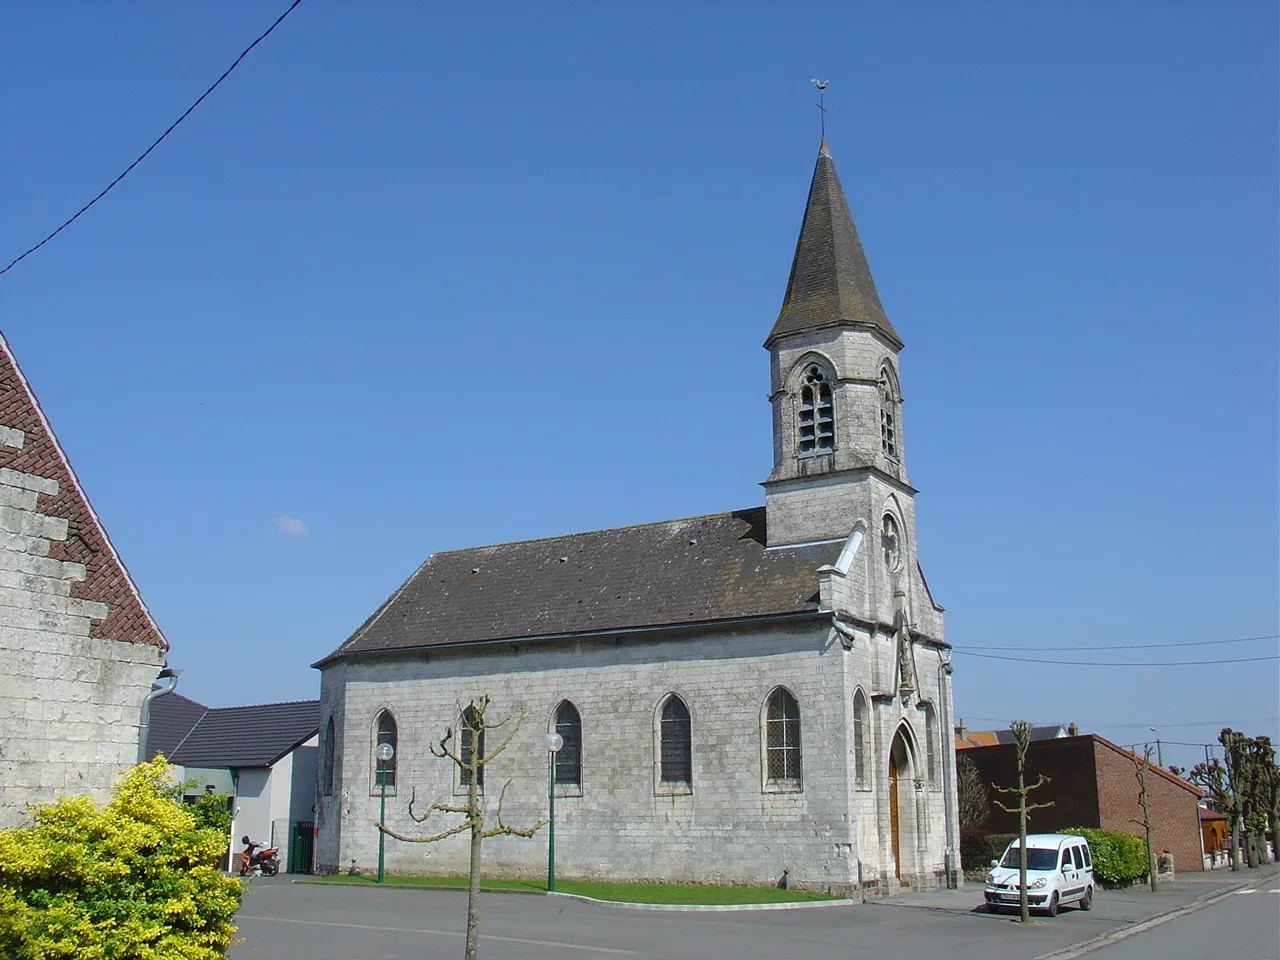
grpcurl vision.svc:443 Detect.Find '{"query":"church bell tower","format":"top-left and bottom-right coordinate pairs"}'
top-left (763, 140), bottom-right (940, 639)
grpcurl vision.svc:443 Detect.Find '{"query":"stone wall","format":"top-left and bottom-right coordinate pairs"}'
top-left (316, 618), bottom-right (954, 894)
top-left (0, 335), bottom-right (167, 827)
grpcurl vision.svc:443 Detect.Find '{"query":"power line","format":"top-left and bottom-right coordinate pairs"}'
top-left (953, 651), bottom-right (1278, 666)
top-left (958, 717), bottom-right (1280, 729)
top-left (957, 633), bottom-right (1278, 653)
top-left (1, 0), bottom-right (305, 276)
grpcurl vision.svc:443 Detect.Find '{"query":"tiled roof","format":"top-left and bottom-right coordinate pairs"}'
top-left (148, 694), bottom-right (320, 769)
top-left (765, 140), bottom-right (901, 348)
top-left (317, 507), bottom-right (838, 666)
top-left (957, 725), bottom-right (1066, 749)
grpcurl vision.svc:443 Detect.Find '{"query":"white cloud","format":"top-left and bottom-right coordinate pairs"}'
top-left (273, 514), bottom-right (310, 537)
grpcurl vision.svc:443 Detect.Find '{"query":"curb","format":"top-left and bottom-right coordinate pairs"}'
top-left (1031, 866), bottom-right (1280, 960)
top-left (547, 891), bottom-right (856, 913)
top-left (290, 879), bottom-right (853, 912)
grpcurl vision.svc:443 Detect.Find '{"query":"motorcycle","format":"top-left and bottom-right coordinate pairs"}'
top-left (238, 836), bottom-right (281, 876)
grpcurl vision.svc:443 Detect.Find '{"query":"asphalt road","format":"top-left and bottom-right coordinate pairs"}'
top-left (1084, 886), bottom-right (1280, 960)
top-left (229, 878), bottom-right (1250, 960)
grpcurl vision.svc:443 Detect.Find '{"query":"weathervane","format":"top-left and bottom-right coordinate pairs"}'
top-left (811, 79), bottom-right (830, 139)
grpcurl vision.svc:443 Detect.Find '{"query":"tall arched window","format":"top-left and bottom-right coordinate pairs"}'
top-left (798, 364), bottom-right (835, 456)
top-left (659, 695), bottom-right (692, 786)
top-left (553, 701), bottom-right (582, 787)
top-left (879, 369), bottom-right (899, 460)
top-left (460, 705), bottom-right (485, 789)
top-left (853, 689), bottom-right (869, 787)
top-left (765, 688), bottom-right (802, 788)
top-left (373, 709), bottom-right (398, 794)
top-left (322, 717), bottom-right (335, 796)
top-left (923, 702), bottom-right (938, 786)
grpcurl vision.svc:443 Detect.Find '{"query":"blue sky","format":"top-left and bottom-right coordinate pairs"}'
top-left (2, 2), bottom-right (1276, 773)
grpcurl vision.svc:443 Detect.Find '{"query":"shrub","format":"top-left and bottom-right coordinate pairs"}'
top-left (960, 831), bottom-right (1019, 870)
top-left (0, 756), bottom-right (244, 959)
top-left (1066, 827), bottom-right (1149, 887)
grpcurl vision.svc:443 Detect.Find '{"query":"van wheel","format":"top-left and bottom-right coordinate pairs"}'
top-left (1046, 892), bottom-right (1059, 917)
top-left (1079, 887), bottom-right (1093, 911)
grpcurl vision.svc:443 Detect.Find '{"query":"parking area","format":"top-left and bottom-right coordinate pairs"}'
top-left (227, 872), bottom-right (1272, 960)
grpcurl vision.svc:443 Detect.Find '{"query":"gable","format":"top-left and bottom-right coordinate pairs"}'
top-left (318, 507), bottom-right (838, 665)
top-left (0, 332), bottom-right (165, 648)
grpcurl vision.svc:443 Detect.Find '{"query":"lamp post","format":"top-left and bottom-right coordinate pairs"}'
top-left (1149, 727), bottom-right (1163, 768)
top-left (375, 742), bottom-right (395, 883)
top-left (543, 732), bottom-right (563, 892)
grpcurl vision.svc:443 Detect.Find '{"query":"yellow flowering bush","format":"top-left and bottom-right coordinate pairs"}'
top-left (0, 757), bottom-right (244, 959)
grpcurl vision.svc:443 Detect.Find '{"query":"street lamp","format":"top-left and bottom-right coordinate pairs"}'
top-left (543, 732), bottom-right (563, 892)
top-left (375, 742), bottom-right (395, 883)
top-left (1149, 728), bottom-right (1163, 768)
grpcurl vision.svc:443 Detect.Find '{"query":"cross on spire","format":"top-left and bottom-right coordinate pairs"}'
top-left (811, 79), bottom-right (830, 139)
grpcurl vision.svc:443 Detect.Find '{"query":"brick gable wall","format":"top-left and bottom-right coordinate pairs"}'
top-left (0, 335), bottom-right (164, 649)
top-left (1093, 738), bottom-right (1203, 872)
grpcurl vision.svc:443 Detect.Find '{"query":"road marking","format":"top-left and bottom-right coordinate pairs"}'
top-left (1234, 889), bottom-right (1258, 894)
top-left (235, 915), bottom-right (636, 955)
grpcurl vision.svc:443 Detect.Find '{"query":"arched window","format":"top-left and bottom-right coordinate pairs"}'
top-left (553, 701), bottom-right (582, 787)
top-left (322, 717), bottom-right (335, 796)
top-left (879, 369), bottom-right (899, 460)
top-left (765, 688), bottom-right (802, 787)
top-left (460, 705), bottom-right (485, 789)
top-left (373, 709), bottom-right (398, 794)
top-left (798, 364), bottom-right (835, 456)
top-left (659, 695), bottom-right (692, 786)
top-left (853, 689), bottom-right (869, 787)
top-left (923, 702), bottom-right (938, 786)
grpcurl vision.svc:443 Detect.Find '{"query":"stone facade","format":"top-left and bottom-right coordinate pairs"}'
top-left (318, 619), bottom-right (956, 894)
top-left (0, 333), bottom-right (167, 827)
top-left (315, 141), bottom-right (958, 892)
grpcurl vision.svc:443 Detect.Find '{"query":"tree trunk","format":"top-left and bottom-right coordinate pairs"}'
top-left (1018, 768), bottom-right (1029, 924)
top-left (465, 781), bottom-right (481, 960)
top-left (1230, 819), bottom-right (1240, 871)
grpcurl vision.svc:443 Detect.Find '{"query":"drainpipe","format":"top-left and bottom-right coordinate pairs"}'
top-left (137, 665), bottom-right (181, 764)
top-left (937, 657), bottom-right (958, 888)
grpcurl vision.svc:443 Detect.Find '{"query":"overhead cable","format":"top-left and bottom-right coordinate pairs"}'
top-left (1, 0), bottom-right (305, 276)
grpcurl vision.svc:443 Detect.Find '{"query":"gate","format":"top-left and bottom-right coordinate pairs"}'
top-left (289, 821), bottom-right (315, 874)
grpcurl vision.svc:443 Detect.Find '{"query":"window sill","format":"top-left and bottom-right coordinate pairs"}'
top-left (453, 784), bottom-right (485, 797)
top-left (655, 781), bottom-right (692, 797)
top-left (369, 788), bottom-right (397, 798)
top-left (554, 783), bottom-right (583, 799)
top-left (764, 780), bottom-right (803, 795)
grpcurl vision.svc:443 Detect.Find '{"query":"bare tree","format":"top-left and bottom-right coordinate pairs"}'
top-left (1131, 744), bottom-right (1158, 891)
top-left (1190, 756), bottom-right (1235, 870)
top-left (379, 696), bottom-right (546, 960)
top-left (957, 753), bottom-right (989, 830)
top-left (992, 720), bottom-right (1054, 922)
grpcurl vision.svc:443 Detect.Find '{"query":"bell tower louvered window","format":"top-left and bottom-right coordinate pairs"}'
top-left (798, 365), bottom-right (835, 457)
top-left (880, 370), bottom-right (899, 460)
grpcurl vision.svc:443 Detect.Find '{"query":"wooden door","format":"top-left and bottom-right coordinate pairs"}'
top-left (889, 751), bottom-right (901, 879)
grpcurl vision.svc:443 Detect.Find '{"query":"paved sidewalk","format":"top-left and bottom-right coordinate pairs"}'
top-left (868, 864), bottom-right (1280, 928)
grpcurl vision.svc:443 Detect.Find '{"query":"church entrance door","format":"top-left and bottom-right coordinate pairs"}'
top-left (888, 752), bottom-right (901, 879)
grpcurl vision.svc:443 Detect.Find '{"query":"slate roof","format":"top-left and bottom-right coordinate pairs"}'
top-left (148, 694), bottom-right (320, 768)
top-left (766, 140), bottom-right (901, 348)
top-left (317, 507), bottom-right (838, 666)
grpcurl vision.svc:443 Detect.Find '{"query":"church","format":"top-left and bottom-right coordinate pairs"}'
top-left (313, 140), bottom-right (958, 894)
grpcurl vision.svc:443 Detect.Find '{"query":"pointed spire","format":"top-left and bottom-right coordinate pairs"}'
top-left (766, 142), bottom-right (901, 348)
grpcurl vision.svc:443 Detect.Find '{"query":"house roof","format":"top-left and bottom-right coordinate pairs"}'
top-left (765, 140), bottom-right (901, 349)
top-left (316, 507), bottom-right (839, 667)
top-left (956, 725), bottom-right (1066, 749)
top-left (0, 332), bottom-right (167, 649)
top-left (149, 693), bottom-right (320, 769)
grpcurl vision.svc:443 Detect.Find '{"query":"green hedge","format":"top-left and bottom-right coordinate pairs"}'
top-left (960, 832), bottom-right (1018, 870)
top-left (1065, 827), bottom-right (1149, 886)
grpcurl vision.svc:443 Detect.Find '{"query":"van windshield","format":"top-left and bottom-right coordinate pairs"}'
top-left (1001, 847), bottom-right (1059, 871)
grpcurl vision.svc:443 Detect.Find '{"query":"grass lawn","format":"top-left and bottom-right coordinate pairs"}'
top-left (302, 873), bottom-right (840, 904)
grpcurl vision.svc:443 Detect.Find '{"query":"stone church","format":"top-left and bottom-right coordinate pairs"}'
top-left (314, 140), bottom-right (958, 893)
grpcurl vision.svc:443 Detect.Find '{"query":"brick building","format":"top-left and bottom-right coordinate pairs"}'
top-left (313, 141), bottom-right (960, 894)
top-left (961, 734), bottom-right (1205, 872)
top-left (0, 332), bottom-right (169, 827)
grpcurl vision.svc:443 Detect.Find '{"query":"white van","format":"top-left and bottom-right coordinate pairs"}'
top-left (983, 833), bottom-right (1095, 916)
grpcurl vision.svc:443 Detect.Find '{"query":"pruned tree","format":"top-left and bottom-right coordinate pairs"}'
top-left (1189, 756), bottom-right (1235, 870)
top-left (1245, 735), bottom-right (1277, 866)
top-left (1131, 744), bottom-right (1158, 891)
top-left (992, 720), bottom-right (1054, 923)
top-left (378, 696), bottom-right (546, 960)
top-left (1221, 728), bottom-right (1250, 869)
top-left (957, 753), bottom-right (990, 830)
